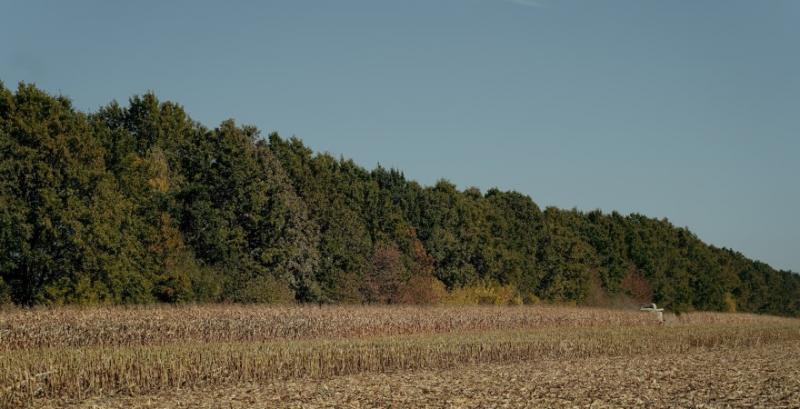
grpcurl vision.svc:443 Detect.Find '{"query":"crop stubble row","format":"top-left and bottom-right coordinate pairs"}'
top-left (2, 305), bottom-right (798, 408)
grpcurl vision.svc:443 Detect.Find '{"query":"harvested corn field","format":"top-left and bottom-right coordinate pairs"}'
top-left (2, 305), bottom-right (799, 408)
top-left (41, 341), bottom-right (800, 409)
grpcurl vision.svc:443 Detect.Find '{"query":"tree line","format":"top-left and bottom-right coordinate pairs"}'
top-left (1, 83), bottom-right (798, 315)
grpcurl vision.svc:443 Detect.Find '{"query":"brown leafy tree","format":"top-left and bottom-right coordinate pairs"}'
top-left (363, 243), bottom-right (405, 303)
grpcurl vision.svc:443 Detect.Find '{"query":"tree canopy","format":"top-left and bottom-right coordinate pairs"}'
top-left (1, 83), bottom-right (798, 315)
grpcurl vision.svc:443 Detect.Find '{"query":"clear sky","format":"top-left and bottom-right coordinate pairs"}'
top-left (2, 0), bottom-right (798, 272)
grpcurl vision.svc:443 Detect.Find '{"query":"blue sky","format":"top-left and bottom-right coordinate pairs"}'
top-left (2, 0), bottom-right (798, 272)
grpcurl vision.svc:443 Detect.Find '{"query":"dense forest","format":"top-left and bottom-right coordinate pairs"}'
top-left (1, 83), bottom-right (798, 315)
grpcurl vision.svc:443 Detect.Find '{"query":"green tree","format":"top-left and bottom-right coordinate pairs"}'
top-left (0, 83), bottom-right (149, 304)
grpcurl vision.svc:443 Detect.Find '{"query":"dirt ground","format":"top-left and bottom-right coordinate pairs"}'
top-left (49, 341), bottom-right (800, 409)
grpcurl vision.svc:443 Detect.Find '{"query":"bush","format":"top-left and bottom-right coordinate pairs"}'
top-left (231, 275), bottom-right (295, 304)
top-left (0, 277), bottom-right (11, 305)
top-left (39, 276), bottom-right (115, 305)
top-left (189, 265), bottom-right (223, 302)
top-left (723, 292), bottom-right (737, 313)
top-left (396, 275), bottom-right (448, 304)
top-left (446, 282), bottom-right (522, 305)
top-left (156, 272), bottom-right (194, 303)
top-left (521, 291), bottom-right (540, 305)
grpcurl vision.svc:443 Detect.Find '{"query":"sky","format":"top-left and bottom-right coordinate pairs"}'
top-left (2, 0), bottom-right (798, 272)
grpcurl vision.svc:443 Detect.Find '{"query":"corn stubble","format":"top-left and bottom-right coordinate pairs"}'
top-left (1, 305), bottom-right (799, 408)
top-left (54, 342), bottom-right (800, 409)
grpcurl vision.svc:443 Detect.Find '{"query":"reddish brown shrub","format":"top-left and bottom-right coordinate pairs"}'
top-left (396, 275), bottom-right (448, 304)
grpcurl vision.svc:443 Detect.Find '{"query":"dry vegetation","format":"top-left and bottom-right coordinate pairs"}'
top-left (45, 342), bottom-right (800, 409)
top-left (2, 305), bottom-right (799, 408)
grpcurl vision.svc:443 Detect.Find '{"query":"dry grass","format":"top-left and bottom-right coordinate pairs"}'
top-left (45, 341), bottom-right (800, 409)
top-left (0, 304), bottom-right (663, 350)
top-left (2, 304), bottom-right (791, 350)
top-left (2, 304), bottom-right (799, 408)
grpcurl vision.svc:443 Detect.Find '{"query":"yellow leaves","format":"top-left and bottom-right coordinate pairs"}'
top-left (129, 148), bottom-right (171, 194)
top-left (445, 282), bottom-right (523, 306)
top-left (395, 275), bottom-right (448, 304)
top-left (724, 292), bottom-right (738, 313)
top-left (146, 176), bottom-right (169, 193)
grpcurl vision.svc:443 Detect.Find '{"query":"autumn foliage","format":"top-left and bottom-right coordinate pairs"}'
top-left (1, 83), bottom-right (798, 316)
